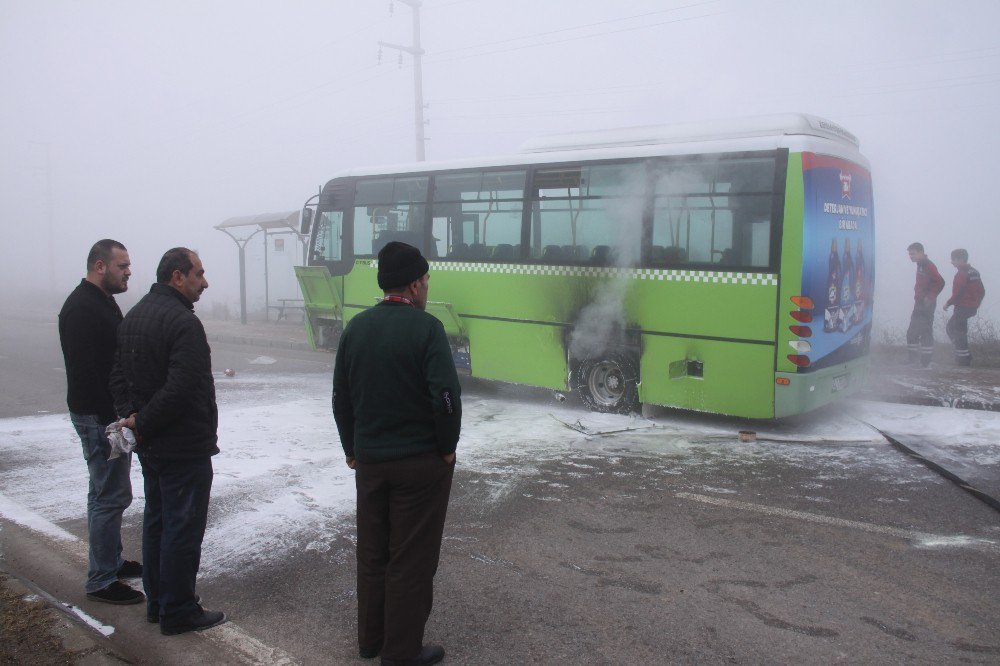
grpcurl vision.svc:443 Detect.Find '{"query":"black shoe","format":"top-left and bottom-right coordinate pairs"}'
top-left (147, 595), bottom-right (201, 623)
top-left (360, 646), bottom-right (380, 659)
top-left (86, 581), bottom-right (145, 605)
top-left (117, 560), bottom-right (143, 578)
top-left (160, 607), bottom-right (227, 636)
top-left (381, 644), bottom-right (444, 666)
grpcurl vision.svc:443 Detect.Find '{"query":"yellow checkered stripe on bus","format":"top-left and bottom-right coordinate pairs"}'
top-left (421, 261), bottom-right (778, 286)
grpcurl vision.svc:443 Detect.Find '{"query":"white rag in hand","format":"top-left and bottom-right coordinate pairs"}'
top-left (105, 420), bottom-right (137, 460)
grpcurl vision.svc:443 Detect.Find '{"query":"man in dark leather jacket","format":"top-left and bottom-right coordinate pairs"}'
top-left (111, 247), bottom-right (226, 636)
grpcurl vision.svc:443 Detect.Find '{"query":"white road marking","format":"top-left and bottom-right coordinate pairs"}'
top-left (0, 491), bottom-right (299, 665)
top-left (676, 492), bottom-right (1000, 554)
top-left (63, 604), bottom-right (115, 636)
top-left (207, 624), bottom-right (299, 665)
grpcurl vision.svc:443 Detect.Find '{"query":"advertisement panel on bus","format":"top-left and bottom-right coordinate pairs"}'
top-left (799, 153), bottom-right (875, 371)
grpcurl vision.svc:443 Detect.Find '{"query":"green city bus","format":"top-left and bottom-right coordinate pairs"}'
top-left (295, 113), bottom-right (874, 418)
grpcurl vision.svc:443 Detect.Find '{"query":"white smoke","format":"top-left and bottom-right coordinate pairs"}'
top-left (567, 161), bottom-right (719, 362)
top-left (568, 168), bottom-right (645, 361)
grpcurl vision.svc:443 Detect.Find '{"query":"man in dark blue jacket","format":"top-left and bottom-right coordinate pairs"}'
top-left (111, 247), bottom-right (226, 636)
top-left (59, 239), bottom-right (144, 605)
top-left (334, 241), bottom-right (461, 666)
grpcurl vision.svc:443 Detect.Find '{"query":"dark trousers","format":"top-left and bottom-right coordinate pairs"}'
top-left (906, 300), bottom-right (936, 366)
top-left (946, 306), bottom-right (976, 365)
top-left (139, 454), bottom-right (213, 625)
top-left (355, 453), bottom-right (454, 661)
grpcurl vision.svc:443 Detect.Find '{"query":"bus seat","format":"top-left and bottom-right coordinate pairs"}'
top-left (373, 230), bottom-right (422, 255)
top-left (451, 242), bottom-right (469, 259)
top-left (650, 245), bottom-right (667, 264)
top-left (542, 245), bottom-right (562, 262)
top-left (469, 243), bottom-right (489, 260)
top-left (492, 243), bottom-right (514, 261)
top-left (591, 245), bottom-right (612, 265)
top-left (664, 246), bottom-right (687, 263)
top-left (716, 248), bottom-right (735, 265)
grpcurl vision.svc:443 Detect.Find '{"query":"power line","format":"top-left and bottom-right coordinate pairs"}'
top-left (425, 10), bottom-right (725, 65)
top-left (426, 0), bottom-right (721, 58)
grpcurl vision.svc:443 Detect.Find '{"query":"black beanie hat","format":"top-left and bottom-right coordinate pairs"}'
top-left (377, 241), bottom-right (429, 290)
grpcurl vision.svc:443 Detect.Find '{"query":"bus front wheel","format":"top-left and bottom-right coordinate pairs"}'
top-left (574, 353), bottom-right (639, 414)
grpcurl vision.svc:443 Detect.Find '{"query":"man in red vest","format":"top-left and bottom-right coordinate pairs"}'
top-left (906, 242), bottom-right (945, 367)
top-left (944, 248), bottom-right (986, 366)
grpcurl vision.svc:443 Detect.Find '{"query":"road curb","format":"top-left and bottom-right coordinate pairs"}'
top-left (207, 333), bottom-right (313, 353)
top-left (1, 570), bottom-right (131, 665)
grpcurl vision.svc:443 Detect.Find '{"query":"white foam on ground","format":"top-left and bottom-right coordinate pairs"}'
top-left (2, 374), bottom-right (999, 579)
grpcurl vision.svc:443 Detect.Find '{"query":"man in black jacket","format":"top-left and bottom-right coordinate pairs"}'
top-left (59, 239), bottom-right (144, 605)
top-left (111, 247), bottom-right (226, 636)
top-left (333, 241), bottom-right (461, 666)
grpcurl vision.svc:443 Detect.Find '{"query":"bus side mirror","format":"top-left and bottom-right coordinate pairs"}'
top-left (300, 208), bottom-right (313, 235)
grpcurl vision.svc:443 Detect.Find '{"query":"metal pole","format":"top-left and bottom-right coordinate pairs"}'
top-left (238, 243), bottom-right (247, 325)
top-left (411, 2), bottom-right (425, 161)
top-left (380, 0), bottom-right (426, 161)
top-left (263, 231), bottom-right (270, 321)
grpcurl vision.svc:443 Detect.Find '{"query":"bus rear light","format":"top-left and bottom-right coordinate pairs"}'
top-left (788, 340), bottom-right (811, 353)
top-left (776, 377), bottom-right (790, 385)
top-left (790, 295), bottom-right (815, 309)
top-left (787, 354), bottom-right (811, 367)
top-left (789, 325), bottom-right (812, 338)
top-left (790, 310), bottom-right (813, 323)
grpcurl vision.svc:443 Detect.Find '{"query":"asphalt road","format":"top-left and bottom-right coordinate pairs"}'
top-left (1, 313), bottom-right (998, 665)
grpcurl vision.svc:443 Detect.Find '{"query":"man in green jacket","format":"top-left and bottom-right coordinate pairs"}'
top-left (333, 241), bottom-right (461, 666)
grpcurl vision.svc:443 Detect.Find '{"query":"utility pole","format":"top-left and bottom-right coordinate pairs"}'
top-left (379, 0), bottom-right (427, 161)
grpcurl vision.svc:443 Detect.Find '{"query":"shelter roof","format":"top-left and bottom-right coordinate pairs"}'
top-left (216, 210), bottom-right (300, 232)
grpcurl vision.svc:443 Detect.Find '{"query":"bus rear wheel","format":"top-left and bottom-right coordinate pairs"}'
top-left (574, 353), bottom-right (639, 414)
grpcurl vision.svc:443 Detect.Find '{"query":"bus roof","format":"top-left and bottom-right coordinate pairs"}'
top-left (326, 113), bottom-right (863, 182)
top-left (518, 113), bottom-right (859, 153)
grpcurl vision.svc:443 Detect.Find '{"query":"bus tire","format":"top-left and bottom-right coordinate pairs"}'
top-left (574, 352), bottom-right (639, 414)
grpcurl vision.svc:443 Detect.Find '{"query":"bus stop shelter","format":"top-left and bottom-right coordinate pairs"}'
top-left (215, 210), bottom-right (307, 325)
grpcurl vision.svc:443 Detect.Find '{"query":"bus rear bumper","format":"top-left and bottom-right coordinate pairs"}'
top-left (773, 357), bottom-right (870, 418)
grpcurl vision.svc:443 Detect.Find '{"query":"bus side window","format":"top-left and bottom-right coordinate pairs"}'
top-left (651, 156), bottom-right (773, 269)
top-left (433, 170), bottom-right (525, 263)
top-left (431, 215), bottom-right (449, 259)
top-left (353, 177), bottom-right (427, 257)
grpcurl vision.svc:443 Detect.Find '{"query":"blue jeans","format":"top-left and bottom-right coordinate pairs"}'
top-left (70, 413), bottom-right (133, 594)
top-left (139, 454), bottom-right (213, 625)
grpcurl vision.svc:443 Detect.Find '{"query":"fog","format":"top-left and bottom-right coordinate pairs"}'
top-left (2, 0), bottom-right (997, 330)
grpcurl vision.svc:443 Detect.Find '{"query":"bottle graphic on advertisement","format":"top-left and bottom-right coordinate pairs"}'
top-left (824, 238), bottom-right (841, 333)
top-left (840, 238), bottom-right (854, 332)
top-left (853, 239), bottom-right (865, 325)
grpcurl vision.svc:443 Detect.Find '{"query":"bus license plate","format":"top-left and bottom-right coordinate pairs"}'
top-left (832, 374), bottom-right (849, 392)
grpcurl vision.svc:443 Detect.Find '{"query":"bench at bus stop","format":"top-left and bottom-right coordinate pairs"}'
top-left (268, 298), bottom-right (305, 322)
